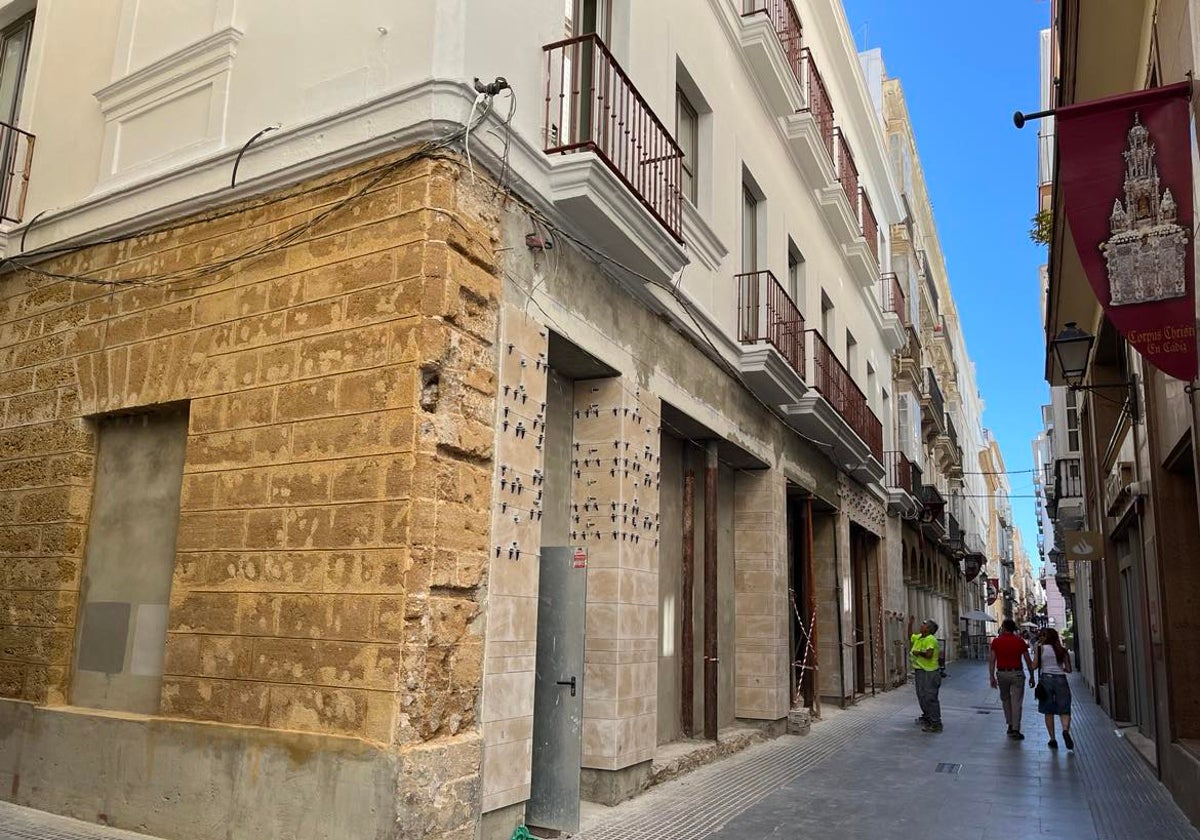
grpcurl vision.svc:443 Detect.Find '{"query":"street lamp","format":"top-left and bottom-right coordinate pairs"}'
top-left (1051, 322), bottom-right (1094, 383)
top-left (1049, 322), bottom-right (1138, 420)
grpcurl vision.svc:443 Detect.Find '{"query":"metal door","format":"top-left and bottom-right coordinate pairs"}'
top-left (527, 545), bottom-right (587, 834)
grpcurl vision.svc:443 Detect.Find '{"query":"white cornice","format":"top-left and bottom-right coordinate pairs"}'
top-left (95, 27), bottom-right (244, 119)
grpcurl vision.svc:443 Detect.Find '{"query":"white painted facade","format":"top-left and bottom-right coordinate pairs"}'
top-left (4, 0), bottom-right (904, 427)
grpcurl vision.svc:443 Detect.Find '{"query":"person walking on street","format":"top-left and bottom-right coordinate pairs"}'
top-left (909, 617), bottom-right (942, 733)
top-left (989, 618), bottom-right (1035, 740)
top-left (1035, 627), bottom-right (1074, 750)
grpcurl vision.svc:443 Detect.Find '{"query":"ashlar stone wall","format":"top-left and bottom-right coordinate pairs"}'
top-left (0, 150), bottom-right (502, 839)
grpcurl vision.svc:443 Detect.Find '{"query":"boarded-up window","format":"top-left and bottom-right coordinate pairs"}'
top-left (73, 406), bottom-right (188, 714)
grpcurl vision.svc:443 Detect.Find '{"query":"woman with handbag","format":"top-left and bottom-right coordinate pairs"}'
top-left (1034, 627), bottom-right (1074, 750)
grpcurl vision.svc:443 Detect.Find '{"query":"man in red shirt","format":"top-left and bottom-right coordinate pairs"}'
top-left (989, 618), bottom-right (1036, 739)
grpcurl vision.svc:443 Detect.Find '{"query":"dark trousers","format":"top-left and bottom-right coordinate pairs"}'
top-left (915, 669), bottom-right (942, 725)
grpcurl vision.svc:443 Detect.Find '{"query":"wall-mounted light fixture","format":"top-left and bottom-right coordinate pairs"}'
top-left (1049, 322), bottom-right (1138, 421)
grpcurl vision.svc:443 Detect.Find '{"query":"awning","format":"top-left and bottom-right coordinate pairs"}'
top-left (961, 610), bottom-right (997, 623)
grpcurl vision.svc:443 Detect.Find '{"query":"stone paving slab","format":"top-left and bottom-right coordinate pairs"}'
top-left (576, 661), bottom-right (1200, 840)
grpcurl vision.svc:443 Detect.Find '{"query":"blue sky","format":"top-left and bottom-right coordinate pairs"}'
top-left (840, 0), bottom-right (1052, 566)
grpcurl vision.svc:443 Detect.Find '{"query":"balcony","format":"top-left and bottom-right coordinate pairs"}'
top-left (736, 270), bottom-right (807, 404)
top-left (884, 450), bottom-right (921, 517)
top-left (934, 413), bottom-right (963, 477)
top-left (783, 47), bottom-right (836, 188)
top-left (737, 0), bottom-right (805, 115)
top-left (1055, 457), bottom-right (1083, 498)
top-left (542, 33), bottom-right (687, 283)
top-left (917, 484), bottom-right (946, 540)
top-left (1, 121), bottom-right (35, 224)
top-left (920, 367), bottom-right (946, 437)
top-left (946, 513), bottom-right (964, 558)
top-left (807, 330), bottom-right (882, 461)
top-left (781, 330), bottom-right (884, 484)
top-left (878, 272), bottom-right (909, 351)
top-left (859, 188), bottom-right (879, 263)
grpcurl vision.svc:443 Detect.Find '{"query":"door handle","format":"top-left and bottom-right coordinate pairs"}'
top-left (556, 676), bottom-right (577, 697)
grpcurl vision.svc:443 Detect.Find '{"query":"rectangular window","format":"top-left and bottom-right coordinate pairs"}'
top-left (73, 407), bottom-right (189, 714)
top-left (820, 291), bottom-right (833, 340)
top-left (676, 89), bottom-right (698, 205)
top-left (741, 185), bottom-right (758, 273)
top-left (787, 240), bottom-right (805, 308)
top-left (1065, 389), bottom-right (1080, 452)
top-left (846, 330), bottom-right (858, 375)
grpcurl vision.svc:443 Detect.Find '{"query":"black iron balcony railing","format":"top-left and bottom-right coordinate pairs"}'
top-left (923, 367), bottom-right (944, 419)
top-left (806, 329), bottom-right (882, 462)
top-left (947, 513), bottom-right (964, 554)
top-left (1055, 457), bottom-right (1083, 499)
top-left (800, 48), bottom-right (834, 163)
top-left (859, 187), bottom-right (879, 263)
top-left (543, 33), bottom-right (683, 241)
top-left (833, 127), bottom-right (858, 210)
top-left (742, 0), bottom-right (803, 89)
top-left (0, 120), bottom-right (35, 224)
top-left (945, 414), bottom-right (959, 452)
top-left (884, 450), bottom-right (918, 495)
top-left (737, 270), bottom-right (805, 376)
top-left (881, 272), bottom-right (908, 327)
top-left (918, 484), bottom-right (946, 529)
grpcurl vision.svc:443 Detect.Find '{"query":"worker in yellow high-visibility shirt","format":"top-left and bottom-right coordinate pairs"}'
top-left (909, 616), bottom-right (942, 733)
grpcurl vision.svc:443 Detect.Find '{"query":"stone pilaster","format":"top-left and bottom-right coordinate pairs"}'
top-left (479, 306), bottom-right (549, 814)
top-left (573, 378), bottom-right (660, 772)
top-left (733, 468), bottom-right (789, 720)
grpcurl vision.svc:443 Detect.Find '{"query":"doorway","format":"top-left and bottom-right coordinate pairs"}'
top-left (787, 490), bottom-right (815, 709)
top-left (527, 370), bottom-right (586, 835)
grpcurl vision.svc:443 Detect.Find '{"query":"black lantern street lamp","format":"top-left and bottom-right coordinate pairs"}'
top-left (1048, 322), bottom-right (1138, 420)
top-left (1051, 322), bottom-right (1095, 384)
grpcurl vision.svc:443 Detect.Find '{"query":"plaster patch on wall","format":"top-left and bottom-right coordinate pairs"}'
top-left (129, 603), bottom-right (169, 677)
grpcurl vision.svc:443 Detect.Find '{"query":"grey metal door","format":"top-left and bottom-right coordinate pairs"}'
top-left (527, 545), bottom-right (587, 834)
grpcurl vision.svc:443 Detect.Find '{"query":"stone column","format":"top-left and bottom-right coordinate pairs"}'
top-left (479, 307), bottom-right (549, 815)
top-left (733, 469), bottom-right (789, 720)
top-left (573, 378), bottom-right (660, 801)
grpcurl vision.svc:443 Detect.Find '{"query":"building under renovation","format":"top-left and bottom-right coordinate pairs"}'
top-left (0, 1), bottom-right (1014, 838)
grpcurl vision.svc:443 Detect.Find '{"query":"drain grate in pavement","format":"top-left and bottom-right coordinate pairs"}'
top-left (975, 710), bottom-right (991, 714)
top-left (934, 763), bottom-right (962, 774)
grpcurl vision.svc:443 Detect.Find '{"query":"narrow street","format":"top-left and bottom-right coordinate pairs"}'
top-left (0, 661), bottom-right (1197, 839)
top-left (575, 661), bottom-right (1200, 840)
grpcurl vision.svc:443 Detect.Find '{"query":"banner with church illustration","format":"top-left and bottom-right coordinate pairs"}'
top-left (1056, 81), bottom-right (1197, 382)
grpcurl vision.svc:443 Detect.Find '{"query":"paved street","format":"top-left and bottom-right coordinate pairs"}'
top-left (577, 660), bottom-right (1200, 840)
top-left (1, 661), bottom-right (1196, 840)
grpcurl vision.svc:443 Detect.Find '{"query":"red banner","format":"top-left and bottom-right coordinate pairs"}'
top-left (1057, 82), bottom-right (1197, 381)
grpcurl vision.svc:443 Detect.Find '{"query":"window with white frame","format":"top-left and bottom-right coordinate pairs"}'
top-left (676, 89), bottom-right (699, 205)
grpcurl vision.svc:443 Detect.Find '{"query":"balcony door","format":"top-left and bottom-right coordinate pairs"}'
top-left (571, 0), bottom-right (611, 40)
top-left (564, 0), bottom-right (612, 150)
top-left (0, 13), bottom-right (32, 219)
top-left (0, 14), bottom-right (32, 128)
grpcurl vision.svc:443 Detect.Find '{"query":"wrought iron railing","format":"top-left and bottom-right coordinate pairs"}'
top-left (833, 127), bottom-right (858, 209)
top-left (918, 484), bottom-right (946, 529)
top-left (806, 330), bottom-right (882, 461)
top-left (742, 0), bottom-right (803, 89)
top-left (737, 270), bottom-right (805, 377)
top-left (884, 450), bottom-right (917, 495)
top-left (924, 367), bottom-right (944, 420)
top-left (0, 121), bottom-right (35, 224)
top-left (945, 414), bottom-right (959, 452)
top-left (881, 273), bottom-right (908, 326)
top-left (801, 48), bottom-right (834, 163)
top-left (543, 33), bottom-right (683, 241)
top-left (1055, 457), bottom-right (1083, 499)
top-left (859, 187), bottom-right (879, 263)
top-left (947, 513), bottom-right (963, 554)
